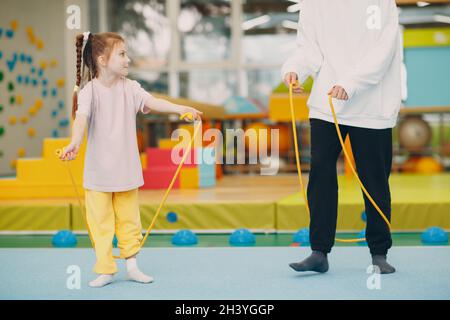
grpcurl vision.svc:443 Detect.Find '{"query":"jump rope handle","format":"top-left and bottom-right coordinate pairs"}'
top-left (179, 112), bottom-right (196, 122)
top-left (55, 149), bottom-right (63, 158)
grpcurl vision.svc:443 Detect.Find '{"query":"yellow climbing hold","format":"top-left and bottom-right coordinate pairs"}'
top-left (11, 20), bottom-right (18, 31)
top-left (57, 79), bottom-right (65, 88)
top-left (18, 148), bottom-right (26, 158)
top-left (20, 116), bottom-right (29, 124)
top-left (29, 107), bottom-right (37, 116)
top-left (16, 95), bottom-right (23, 105)
top-left (35, 99), bottom-right (43, 109)
top-left (36, 39), bottom-right (44, 50)
top-left (39, 60), bottom-right (47, 69)
top-left (27, 127), bottom-right (36, 137)
top-left (10, 159), bottom-right (17, 169)
top-left (26, 27), bottom-right (36, 44)
top-left (9, 116), bottom-right (17, 125)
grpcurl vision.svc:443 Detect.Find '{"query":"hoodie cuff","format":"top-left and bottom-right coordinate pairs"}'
top-left (281, 63), bottom-right (299, 82)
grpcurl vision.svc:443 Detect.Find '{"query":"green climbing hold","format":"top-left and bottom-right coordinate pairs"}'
top-left (0, 70), bottom-right (4, 82)
top-left (8, 82), bottom-right (14, 92)
top-left (0, 105), bottom-right (3, 113)
top-left (10, 96), bottom-right (15, 105)
top-left (0, 127), bottom-right (5, 137)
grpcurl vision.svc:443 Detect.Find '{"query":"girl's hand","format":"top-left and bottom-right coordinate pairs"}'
top-left (284, 72), bottom-right (304, 94)
top-left (328, 85), bottom-right (348, 100)
top-left (179, 106), bottom-right (203, 122)
top-left (60, 142), bottom-right (80, 161)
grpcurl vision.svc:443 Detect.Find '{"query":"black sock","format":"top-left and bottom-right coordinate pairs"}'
top-left (372, 255), bottom-right (396, 274)
top-left (289, 250), bottom-right (329, 273)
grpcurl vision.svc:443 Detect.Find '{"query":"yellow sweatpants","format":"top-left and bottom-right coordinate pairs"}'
top-left (85, 188), bottom-right (143, 274)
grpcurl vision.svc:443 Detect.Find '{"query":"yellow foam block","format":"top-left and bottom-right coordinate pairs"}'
top-left (0, 203), bottom-right (71, 231)
top-left (42, 138), bottom-right (71, 159)
top-left (268, 93), bottom-right (309, 122)
top-left (16, 158), bottom-right (83, 183)
top-left (140, 152), bottom-right (147, 169)
top-left (0, 181), bottom-right (85, 199)
top-left (180, 167), bottom-right (199, 189)
top-left (0, 137), bottom-right (86, 199)
top-left (158, 138), bottom-right (186, 149)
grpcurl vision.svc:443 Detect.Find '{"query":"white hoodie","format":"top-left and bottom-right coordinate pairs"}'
top-left (282, 0), bottom-right (402, 129)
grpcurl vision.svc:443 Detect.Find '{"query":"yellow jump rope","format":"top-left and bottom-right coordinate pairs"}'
top-left (55, 112), bottom-right (201, 259)
top-left (56, 86), bottom-right (392, 254)
top-left (288, 82), bottom-right (391, 243)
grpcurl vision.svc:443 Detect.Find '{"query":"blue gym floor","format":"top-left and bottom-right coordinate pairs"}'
top-left (1, 247), bottom-right (449, 300)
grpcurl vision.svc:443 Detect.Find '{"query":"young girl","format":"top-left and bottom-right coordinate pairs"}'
top-left (61, 32), bottom-right (202, 287)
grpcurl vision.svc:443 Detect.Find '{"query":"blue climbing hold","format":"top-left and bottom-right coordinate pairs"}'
top-left (166, 211), bottom-right (178, 223)
top-left (0, 50), bottom-right (3, 59)
top-left (38, 69), bottom-right (44, 77)
top-left (32, 79), bottom-right (38, 87)
top-left (229, 228), bottom-right (256, 246)
top-left (52, 230), bottom-right (77, 247)
top-left (52, 129), bottom-right (59, 137)
top-left (20, 53), bottom-right (26, 63)
top-left (16, 75), bottom-right (23, 84)
top-left (172, 229), bottom-right (198, 246)
top-left (7, 60), bottom-right (16, 72)
top-left (51, 110), bottom-right (58, 118)
top-left (25, 76), bottom-right (30, 85)
top-left (31, 67), bottom-right (36, 74)
top-left (42, 79), bottom-right (48, 86)
top-left (42, 89), bottom-right (48, 97)
top-left (58, 100), bottom-right (64, 109)
top-left (113, 235), bottom-right (118, 248)
top-left (59, 118), bottom-right (70, 127)
top-left (27, 56), bottom-right (32, 64)
top-left (51, 88), bottom-right (57, 97)
top-left (421, 227), bottom-right (448, 245)
top-left (358, 229), bottom-right (367, 246)
top-left (361, 211), bottom-right (367, 222)
top-left (6, 30), bottom-right (14, 39)
top-left (292, 227), bottom-right (310, 245)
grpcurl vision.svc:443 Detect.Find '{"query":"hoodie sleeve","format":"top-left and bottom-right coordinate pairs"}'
top-left (281, 0), bottom-right (324, 84)
top-left (337, 0), bottom-right (400, 100)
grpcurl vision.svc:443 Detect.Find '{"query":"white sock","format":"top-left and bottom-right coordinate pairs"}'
top-left (126, 257), bottom-right (154, 283)
top-left (89, 274), bottom-right (114, 288)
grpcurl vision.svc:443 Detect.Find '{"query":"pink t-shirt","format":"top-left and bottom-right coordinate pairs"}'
top-left (76, 77), bottom-right (151, 192)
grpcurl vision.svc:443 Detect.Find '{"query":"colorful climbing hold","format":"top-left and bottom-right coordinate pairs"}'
top-left (27, 127), bottom-right (36, 137)
top-left (10, 159), bottom-right (17, 169)
top-left (11, 20), bottom-right (18, 31)
top-left (17, 148), bottom-right (26, 157)
top-left (28, 107), bottom-right (37, 116)
top-left (35, 99), bottom-right (43, 109)
top-left (8, 116), bottom-right (17, 125)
